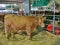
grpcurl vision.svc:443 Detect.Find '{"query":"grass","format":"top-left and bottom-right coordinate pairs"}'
top-left (0, 30), bottom-right (60, 45)
top-left (53, 38), bottom-right (60, 45)
top-left (0, 22), bottom-right (60, 45)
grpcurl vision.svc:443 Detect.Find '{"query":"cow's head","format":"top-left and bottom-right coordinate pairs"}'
top-left (38, 16), bottom-right (46, 28)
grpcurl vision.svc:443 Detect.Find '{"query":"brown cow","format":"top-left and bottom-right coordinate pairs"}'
top-left (4, 14), bottom-right (46, 39)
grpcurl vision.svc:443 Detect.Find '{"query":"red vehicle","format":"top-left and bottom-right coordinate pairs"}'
top-left (47, 24), bottom-right (60, 35)
top-left (55, 28), bottom-right (60, 35)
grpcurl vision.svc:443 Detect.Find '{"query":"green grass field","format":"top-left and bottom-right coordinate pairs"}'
top-left (0, 22), bottom-right (60, 45)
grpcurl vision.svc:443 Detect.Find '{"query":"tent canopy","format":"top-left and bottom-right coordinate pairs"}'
top-left (32, 0), bottom-right (50, 7)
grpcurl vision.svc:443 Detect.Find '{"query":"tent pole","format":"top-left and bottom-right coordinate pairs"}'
top-left (53, 0), bottom-right (55, 33)
top-left (11, 4), bottom-right (13, 14)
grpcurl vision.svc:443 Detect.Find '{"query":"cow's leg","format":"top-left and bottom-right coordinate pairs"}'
top-left (11, 29), bottom-right (15, 38)
top-left (5, 25), bottom-right (11, 39)
top-left (26, 26), bottom-right (32, 40)
top-left (11, 32), bottom-right (15, 39)
top-left (11, 25), bottom-right (16, 38)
